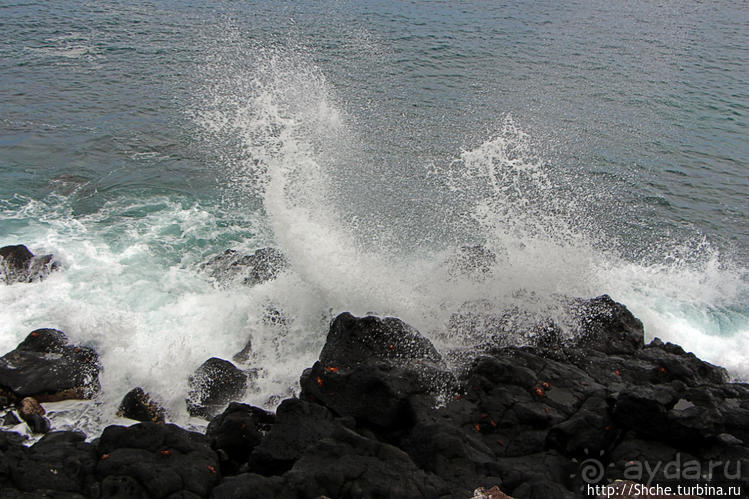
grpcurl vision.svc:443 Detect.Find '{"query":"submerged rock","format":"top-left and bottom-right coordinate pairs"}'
top-left (0, 329), bottom-right (100, 402)
top-left (117, 387), bottom-right (166, 423)
top-left (0, 244), bottom-right (59, 284)
top-left (201, 247), bottom-right (287, 287)
top-left (187, 358), bottom-right (251, 419)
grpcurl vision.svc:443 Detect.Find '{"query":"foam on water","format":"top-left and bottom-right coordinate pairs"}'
top-left (1, 43), bottom-right (747, 437)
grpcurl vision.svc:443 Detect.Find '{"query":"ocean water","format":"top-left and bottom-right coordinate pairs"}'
top-left (1, 0), bottom-right (747, 434)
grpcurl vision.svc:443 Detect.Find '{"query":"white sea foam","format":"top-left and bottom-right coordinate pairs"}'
top-left (1, 44), bottom-right (747, 437)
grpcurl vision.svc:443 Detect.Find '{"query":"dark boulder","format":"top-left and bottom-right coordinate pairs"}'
top-left (248, 398), bottom-right (343, 476)
top-left (96, 423), bottom-right (220, 498)
top-left (117, 387), bottom-right (166, 423)
top-left (201, 248), bottom-right (287, 287)
top-left (186, 358), bottom-right (250, 419)
top-left (569, 295), bottom-right (644, 355)
top-left (0, 329), bottom-right (100, 402)
top-left (0, 244), bottom-right (59, 284)
top-left (9, 431), bottom-right (97, 495)
top-left (281, 426), bottom-right (450, 499)
top-left (318, 312), bottom-right (443, 369)
top-left (206, 402), bottom-right (275, 475)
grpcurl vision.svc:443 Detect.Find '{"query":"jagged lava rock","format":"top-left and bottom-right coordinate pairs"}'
top-left (0, 329), bottom-right (100, 402)
top-left (96, 422), bottom-right (220, 498)
top-left (201, 247), bottom-right (287, 287)
top-left (207, 402), bottom-right (275, 475)
top-left (187, 358), bottom-right (250, 419)
top-left (301, 313), bottom-right (455, 435)
top-left (117, 387), bottom-right (166, 423)
top-left (0, 244), bottom-right (59, 284)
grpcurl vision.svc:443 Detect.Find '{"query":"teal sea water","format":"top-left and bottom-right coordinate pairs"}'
top-left (1, 0), bottom-right (747, 432)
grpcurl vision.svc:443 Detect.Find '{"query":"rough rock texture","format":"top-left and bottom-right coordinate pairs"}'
top-left (117, 387), bottom-right (166, 423)
top-left (0, 244), bottom-right (59, 284)
top-left (1, 295), bottom-right (747, 498)
top-left (187, 358), bottom-right (250, 419)
top-left (96, 423), bottom-right (221, 498)
top-left (201, 247), bottom-right (287, 287)
top-left (0, 329), bottom-right (100, 402)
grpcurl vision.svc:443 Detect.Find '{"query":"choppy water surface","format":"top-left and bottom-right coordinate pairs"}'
top-left (1, 0), bottom-right (747, 434)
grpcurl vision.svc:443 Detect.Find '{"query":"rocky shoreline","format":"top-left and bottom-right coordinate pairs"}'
top-left (1, 245), bottom-right (747, 498)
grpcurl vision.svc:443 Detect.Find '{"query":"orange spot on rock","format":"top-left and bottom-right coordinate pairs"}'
top-left (534, 387), bottom-right (545, 397)
top-left (615, 369), bottom-right (621, 376)
top-left (496, 439), bottom-right (504, 446)
top-left (388, 344), bottom-right (396, 351)
top-left (208, 465), bottom-right (217, 474)
top-left (605, 425), bottom-right (612, 431)
top-left (473, 423), bottom-right (481, 432)
top-left (659, 367), bottom-right (667, 373)
top-left (544, 407), bottom-right (550, 414)
top-left (31, 332), bottom-right (39, 338)
top-left (160, 449), bottom-right (171, 456)
top-left (101, 454), bottom-right (110, 460)
top-left (316, 376), bottom-right (323, 387)
top-left (541, 382), bottom-right (551, 390)
top-left (490, 419), bottom-right (497, 427)
top-left (325, 366), bottom-right (339, 373)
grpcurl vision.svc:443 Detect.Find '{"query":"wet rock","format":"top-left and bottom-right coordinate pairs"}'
top-left (318, 312), bottom-right (443, 369)
top-left (9, 431), bottom-right (97, 494)
top-left (1, 412), bottom-right (20, 426)
top-left (17, 397), bottom-right (50, 433)
top-left (570, 295), bottom-right (644, 355)
top-left (206, 402), bottom-right (274, 475)
top-left (186, 358), bottom-right (250, 419)
top-left (280, 426), bottom-right (450, 499)
top-left (201, 248), bottom-right (287, 287)
top-left (248, 398), bottom-right (345, 476)
top-left (210, 473), bottom-right (285, 499)
top-left (0, 329), bottom-right (100, 402)
top-left (96, 423), bottom-right (220, 498)
top-left (117, 387), bottom-right (166, 423)
top-left (0, 244), bottom-right (59, 284)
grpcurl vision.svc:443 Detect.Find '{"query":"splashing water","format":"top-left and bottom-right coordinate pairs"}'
top-left (1, 37), bottom-right (747, 438)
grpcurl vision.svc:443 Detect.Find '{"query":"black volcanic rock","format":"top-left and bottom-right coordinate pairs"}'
top-left (207, 402), bottom-right (275, 475)
top-left (96, 423), bottom-right (220, 498)
top-left (0, 329), bottom-right (100, 402)
top-left (117, 387), bottom-right (166, 423)
top-left (318, 312), bottom-right (443, 368)
top-left (569, 294), bottom-right (645, 355)
top-left (186, 358), bottom-right (250, 419)
top-left (201, 248), bottom-right (287, 287)
top-left (0, 244), bottom-right (59, 284)
top-left (0, 294), bottom-right (747, 498)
